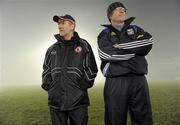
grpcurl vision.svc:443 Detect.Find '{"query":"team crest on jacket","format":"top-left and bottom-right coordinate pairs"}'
top-left (75, 46), bottom-right (82, 53)
top-left (127, 28), bottom-right (135, 35)
top-left (111, 31), bottom-right (116, 36)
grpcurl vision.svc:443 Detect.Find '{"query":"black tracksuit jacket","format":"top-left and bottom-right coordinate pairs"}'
top-left (42, 32), bottom-right (98, 110)
top-left (98, 17), bottom-right (153, 77)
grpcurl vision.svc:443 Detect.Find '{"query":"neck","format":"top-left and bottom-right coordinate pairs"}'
top-left (62, 32), bottom-right (74, 41)
top-left (111, 21), bottom-right (124, 28)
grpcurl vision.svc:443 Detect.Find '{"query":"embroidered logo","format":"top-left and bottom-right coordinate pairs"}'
top-left (111, 31), bottom-right (116, 36)
top-left (127, 28), bottom-right (135, 35)
top-left (75, 46), bottom-right (82, 53)
top-left (51, 50), bottom-right (56, 55)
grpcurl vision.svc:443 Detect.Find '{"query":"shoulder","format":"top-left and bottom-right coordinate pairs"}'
top-left (98, 28), bottom-right (110, 38)
top-left (129, 25), bottom-right (152, 39)
top-left (47, 43), bottom-right (57, 52)
top-left (79, 38), bottom-right (91, 51)
top-left (128, 25), bottom-right (147, 36)
top-left (131, 25), bottom-right (146, 32)
top-left (129, 25), bottom-right (143, 32)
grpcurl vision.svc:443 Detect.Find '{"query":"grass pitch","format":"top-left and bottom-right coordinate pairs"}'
top-left (0, 83), bottom-right (179, 125)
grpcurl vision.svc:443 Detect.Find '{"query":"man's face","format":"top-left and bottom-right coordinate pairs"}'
top-left (58, 20), bottom-right (75, 37)
top-left (110, 7), bottom-right (126, 23)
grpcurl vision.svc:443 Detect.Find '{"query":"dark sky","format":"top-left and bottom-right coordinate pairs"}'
top-left (0, 0), bottom-right (180, 86)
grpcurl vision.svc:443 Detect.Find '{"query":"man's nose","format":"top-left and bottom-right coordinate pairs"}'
top-left (58, 25), bottom-right (62, 29)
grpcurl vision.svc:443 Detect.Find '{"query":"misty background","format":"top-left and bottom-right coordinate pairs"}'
top-left (0, 0), bottom-right (180, 86)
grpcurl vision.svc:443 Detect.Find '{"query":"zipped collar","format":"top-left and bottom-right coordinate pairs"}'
top-left (54, 32), bottom-right (80, 46)
top-left (101, 17), bottom-right (135, 33)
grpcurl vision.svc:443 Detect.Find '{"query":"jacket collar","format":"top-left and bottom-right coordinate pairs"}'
top-left (54, 32), bottom-right (80, 46)
top-left (101, 17), bottom-right (135, 32)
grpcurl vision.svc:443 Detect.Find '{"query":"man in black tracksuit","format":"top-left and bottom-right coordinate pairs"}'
top-left (98, 2), bottom-right (153, 125)
top-left (41, 14), bottom-right (98, 125)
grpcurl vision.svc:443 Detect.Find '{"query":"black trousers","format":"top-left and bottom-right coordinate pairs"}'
top-left (104, 76), bottom-right (153, 125)
top-left (49, 107), bottom-right (88, 125)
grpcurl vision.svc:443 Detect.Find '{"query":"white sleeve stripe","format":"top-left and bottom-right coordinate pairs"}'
top-left (98, 52), bottom-right (108, 59)
top-left (118, 38), bottom-right (153, 46)
top-left (88, 67), bottom-right (97, 75)
top-left (119, 40), bottom-right (153, 48)
top-left (98, 48), bottom-right (111, 57)
top-left (98, 50), bottom-right (110, 58)
top-left (42, 57), bottom-right (52, 76)
top-left (119, 39), bottom-right (148, 46)
top-left (44, 51), bottom-right (52, 67)
top-left (83, 60), bottom-right (96, 81)
top-left (67, 67), bottom-right (83, 75)
top-left (103, 63), bottom-right (110, 76)
top-left (51, 67), bottom-right (62, 72)
top-left (42, 52), bottom-right (52, 76)
top-left (84, 70), bottom-right (95, 81)
top-left (42, 72), bottom-right (51, 81)
top-left (67, 71), bottom-right (82, 78)
top-left (98, 48), bottom-right (134, 59)
top-left (98, 48), bottom-right (134, 58)
top-left (110, 56), bottom-right (133, 60)
top-left (98, 51), bottom-right (134, 60)
top-left (42, 67), bottom-right (51, 77)
top-left (112, 54), bottom-right (135, 57)
top-left (123, 42), bottom-right (153, 49)
top-left (99, 52), bottom-right (134, 60)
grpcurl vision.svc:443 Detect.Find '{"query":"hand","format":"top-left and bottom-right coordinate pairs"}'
top-left (112, 44), bottom-right (120, 48)
top-left (137, 34), bottom-right (144, 39)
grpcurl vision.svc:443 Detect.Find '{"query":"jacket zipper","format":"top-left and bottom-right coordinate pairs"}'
top-left (61, 46), bottom-right (69, 110)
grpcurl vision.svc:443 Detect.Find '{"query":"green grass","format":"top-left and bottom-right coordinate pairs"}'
top-left (0, 83), bottom-right (180, 125)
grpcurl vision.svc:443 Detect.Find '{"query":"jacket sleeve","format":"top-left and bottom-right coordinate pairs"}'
top-left (81, 43), bottom-right (98, 89)
top-left (41, 48), bottom-right (52, 91)
top-left (116, 26), bottom-right (153, 56)
top-left (97, 30), bottom-right (135, 62)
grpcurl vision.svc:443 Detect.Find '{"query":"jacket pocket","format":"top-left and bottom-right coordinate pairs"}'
top-left (66, 67), bottom-right (83, 88)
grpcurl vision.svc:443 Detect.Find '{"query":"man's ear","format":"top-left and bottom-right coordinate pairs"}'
top-left (71, 23), bottom-right (75, 30)
top-left (109, 15), bottom-right (113, 22)
top-left (109, 15), bottom-right (112, 20)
